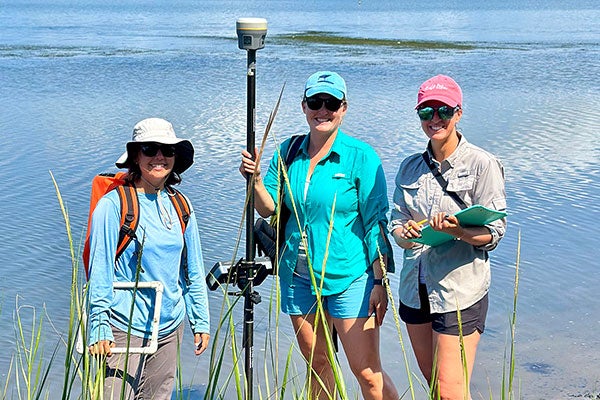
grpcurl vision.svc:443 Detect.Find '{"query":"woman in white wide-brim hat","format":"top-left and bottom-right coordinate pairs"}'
top-left (87, 117), bottom-right (210, 400)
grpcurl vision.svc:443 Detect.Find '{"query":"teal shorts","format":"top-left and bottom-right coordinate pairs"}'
top-left (280, 270), bottom-right (374, 319)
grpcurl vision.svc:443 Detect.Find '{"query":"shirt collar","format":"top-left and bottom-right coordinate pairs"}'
top-left (446, 132), bottom-right (468, 168)
top-left (426, 131), bottom-right (468, 169)
top-left (302, 129), bottom-right (345, 159)
top-left (329, 129), bottom-right (346, 157)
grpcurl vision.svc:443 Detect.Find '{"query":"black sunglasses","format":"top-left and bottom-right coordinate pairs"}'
top-left (139, 142), bottom-right (176, 157)
top-left (417, 105), bottom-right (460, 121)
top-left (305, 96), bottom-right (345, 112)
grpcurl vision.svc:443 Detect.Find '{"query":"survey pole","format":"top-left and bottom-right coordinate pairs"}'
top-left (236, 17), bottom-right (267, 400)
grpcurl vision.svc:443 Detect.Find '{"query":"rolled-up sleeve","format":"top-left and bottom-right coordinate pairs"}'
top-left (262, 146), bottom-right (284, 212)
top-left (390, 159), bottom-right (413, 232)
top-left (474, 156), bottom-right (507, 251)
top-left (358, 150), bottom-right (395, 271)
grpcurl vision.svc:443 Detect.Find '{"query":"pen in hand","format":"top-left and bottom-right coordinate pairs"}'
top-left (406, 218), bottom-right (429, 231)
top-left (406, 215), bottom-right (452, 231)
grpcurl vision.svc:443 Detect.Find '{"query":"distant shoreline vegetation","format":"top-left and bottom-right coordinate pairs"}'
top-left (275, 31), bottom-right (477, 50)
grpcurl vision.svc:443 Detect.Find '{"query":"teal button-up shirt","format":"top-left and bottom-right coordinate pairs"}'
top-left (263, 130), bottom-right (394, 296)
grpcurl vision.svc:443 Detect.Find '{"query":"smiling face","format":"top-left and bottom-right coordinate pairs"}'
top-left (135, 144), bottom-right (175, 190)
top-left (302, 94), bottom-right (347, 137)
top-left (418, 99), bottom-right (462, 143)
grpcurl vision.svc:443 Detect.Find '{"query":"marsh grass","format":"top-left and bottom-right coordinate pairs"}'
top-left (12, 300), bottom-right (55, 400)
top-left (502, 231), bottom-right (521, 400)
top-left (2, 142), bottom-right (519, 399)
top-left (274, 31), bottom-right (477, 50)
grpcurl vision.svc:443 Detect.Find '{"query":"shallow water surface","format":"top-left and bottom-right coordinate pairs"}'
top-left (1, 1), bottom-right (599, 399)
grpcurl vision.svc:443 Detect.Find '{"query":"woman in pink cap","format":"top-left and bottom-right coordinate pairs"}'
top-left (390, 75), bottom-right (507, 399)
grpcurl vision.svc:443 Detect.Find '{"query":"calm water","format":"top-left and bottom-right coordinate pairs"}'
top-left (1, 1), bottom-right (599, 399)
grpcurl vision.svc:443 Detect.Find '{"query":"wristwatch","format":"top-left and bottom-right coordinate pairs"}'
top-left (373, 277), bottom-right (389, 286)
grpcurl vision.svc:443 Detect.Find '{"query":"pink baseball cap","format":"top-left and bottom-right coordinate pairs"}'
top-left (415, 75), bottom-right (462, 109)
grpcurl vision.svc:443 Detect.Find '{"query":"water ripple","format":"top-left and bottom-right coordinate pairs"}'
top-left (1, 5), bottom-right (599, 397)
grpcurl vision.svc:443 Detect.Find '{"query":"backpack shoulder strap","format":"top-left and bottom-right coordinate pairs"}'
top-left (278, 133), bottom-right (305, 187)
top-left (166, 186), bottom-right (192, 285)
top-left (277, 134), bottom-right (305, 199)
top-left (166, 187), bottom-right (191, 234)
top-left (114, 183), bottom-right (139, 261)
top-left (83, 171), bottom-right (131, 279)
top-left (285, 134), bottom-right (305, 167)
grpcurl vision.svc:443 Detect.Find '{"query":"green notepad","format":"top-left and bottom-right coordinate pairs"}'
top-left (409, 205), bottom-right (507, 247)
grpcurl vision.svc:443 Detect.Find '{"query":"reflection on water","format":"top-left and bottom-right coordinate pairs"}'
top-left (1, 1), bottom-right (599, 398)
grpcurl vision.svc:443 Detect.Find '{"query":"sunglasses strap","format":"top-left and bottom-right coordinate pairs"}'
top-left (421, 151), bottom-right (468, 210)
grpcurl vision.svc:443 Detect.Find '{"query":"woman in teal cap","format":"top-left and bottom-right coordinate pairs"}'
top-left (241, 71), bottom-right (398, 399)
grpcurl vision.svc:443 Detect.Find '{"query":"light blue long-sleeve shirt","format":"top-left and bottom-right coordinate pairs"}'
top-left (87, 188), bottom-right (210, 344)
top-left (263, 130), bottom-right (394, 296)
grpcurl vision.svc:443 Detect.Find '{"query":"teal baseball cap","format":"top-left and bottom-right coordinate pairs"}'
top-left (304, 71), bottom-right (347, 100)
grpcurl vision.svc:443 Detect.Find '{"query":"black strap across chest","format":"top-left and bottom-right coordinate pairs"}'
top-left (421, 151), bottom-right (468, 210)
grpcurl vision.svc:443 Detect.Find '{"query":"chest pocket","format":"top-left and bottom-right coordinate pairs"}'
top-left (399, 181), bottom-right (424, 212)
top-left (447, 174), bottom-right (474, 192)
top-left (446, 173), bottom-right (475, 206)
top-left (331, 173), bottom-right (357, 215)
top-left (400, 182), bottom-right (420, 194)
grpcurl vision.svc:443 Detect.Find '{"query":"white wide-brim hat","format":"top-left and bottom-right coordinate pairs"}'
top-left (115, 117), bottom-right (194, 174)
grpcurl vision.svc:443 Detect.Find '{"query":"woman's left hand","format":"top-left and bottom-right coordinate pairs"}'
top-left (369, 285), bottom-right (388, 326)
top-left (429, 212), bottom-right (464, 239)
top-left (194, 332), bottom-right (210, 356)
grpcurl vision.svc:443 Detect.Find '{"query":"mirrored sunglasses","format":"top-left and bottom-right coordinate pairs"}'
top-left (417, 105), bottom-right (460, 121)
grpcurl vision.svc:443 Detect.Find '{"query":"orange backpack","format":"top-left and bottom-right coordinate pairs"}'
top-left (82, 172), bottom-right (191, 279)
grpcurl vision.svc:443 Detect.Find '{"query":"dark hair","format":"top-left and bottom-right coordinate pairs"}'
top-left (124, 145), bottom-right (182, 187)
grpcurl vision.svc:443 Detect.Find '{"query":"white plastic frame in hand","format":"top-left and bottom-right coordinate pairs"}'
top-left (76, 281), bottom-right (164, 354)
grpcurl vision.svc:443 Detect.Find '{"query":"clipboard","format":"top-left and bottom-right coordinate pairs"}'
top-left (409, 205), bottom-right (507, 247)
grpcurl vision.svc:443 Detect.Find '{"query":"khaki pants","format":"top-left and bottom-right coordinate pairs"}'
top-left (103, 323), bottom-right (184, 400)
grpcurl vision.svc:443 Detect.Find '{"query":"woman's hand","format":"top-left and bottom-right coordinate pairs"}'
top-left (240, 147), bottom-right (276, 217)
top-left (88, 340), bottom-right (115, 356)
top-left (194, 332), bottom-right (210, 356)
top-left (430, 212), bottom-right (494, 246)
top-left (369, 284), bottom-right (388, 326)
top-left (429, 212), bottom-right (464, 239)
top-left (392, 220), bottom-right (422, 249)
top-left (239, 148), bottom-right (261, 180)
